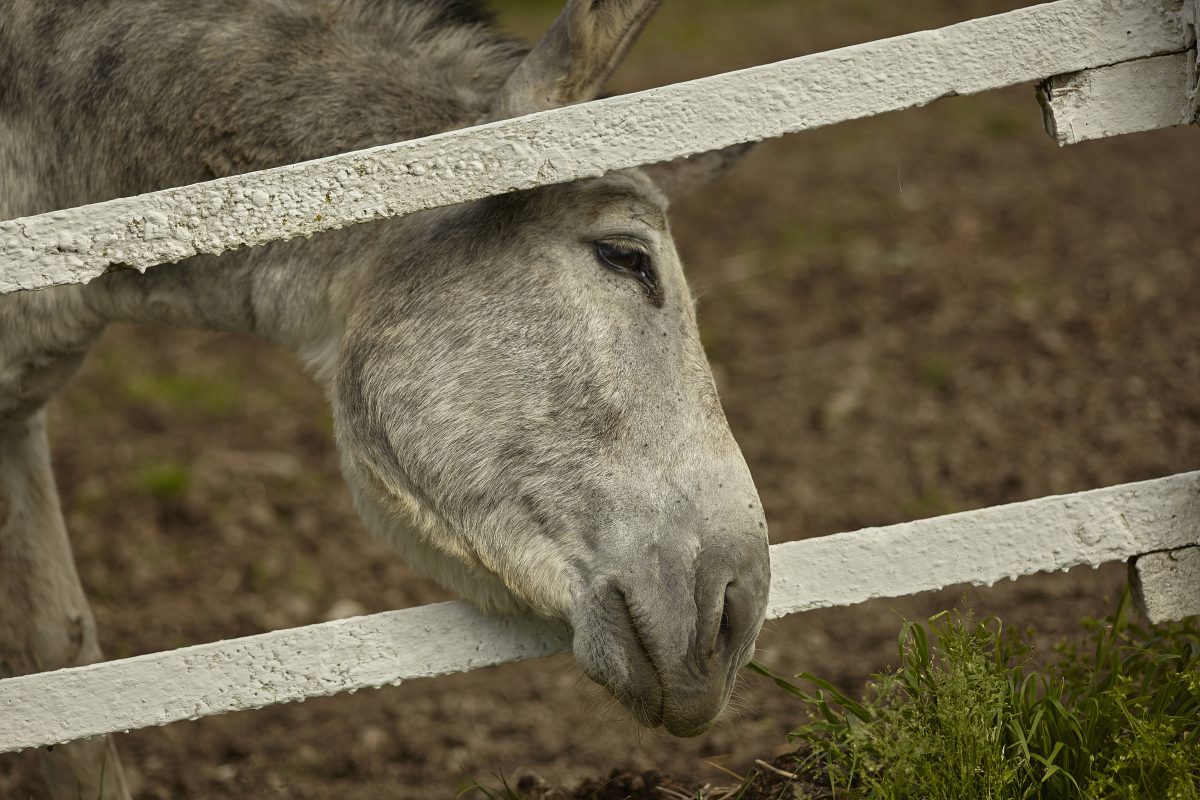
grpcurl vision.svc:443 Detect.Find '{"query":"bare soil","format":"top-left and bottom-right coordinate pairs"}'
top-left (3, 1), bottom-right (1199, 797)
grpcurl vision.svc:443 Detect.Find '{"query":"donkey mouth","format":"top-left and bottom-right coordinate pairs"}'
top-left (570, 580), bottom-right (666, 730)
top-left (614, 587), bottom-right (668, 729)
top-left (570, 557), bottom-right (768, 737)
top-left (571, 579), bottom-right (743, 737)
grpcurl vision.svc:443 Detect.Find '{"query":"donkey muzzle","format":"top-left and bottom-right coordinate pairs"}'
top-left (570, 534), bottom-right (769, 736)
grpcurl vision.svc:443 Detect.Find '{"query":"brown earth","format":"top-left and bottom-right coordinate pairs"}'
top-left (3, 0), bottom-right (1199, 797)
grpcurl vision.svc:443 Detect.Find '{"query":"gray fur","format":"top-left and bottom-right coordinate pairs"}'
top-left (0, 2), bottom-right (769, 794)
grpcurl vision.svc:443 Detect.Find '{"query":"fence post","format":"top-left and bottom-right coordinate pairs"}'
top-left (1131, 546), bottom-right (1200, 623)
top-left (1038, 53), bottom-right (1194, 145)
top-left (1039, 0), bottom-right (1198, 145)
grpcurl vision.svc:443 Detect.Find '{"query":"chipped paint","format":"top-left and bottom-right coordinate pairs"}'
top-left (1039, 52), bottom-right (1193, 144)
top-left (767, 471), bottom-right (1200, 619)
top-left (1132, 546), bottom-right (1200, 623)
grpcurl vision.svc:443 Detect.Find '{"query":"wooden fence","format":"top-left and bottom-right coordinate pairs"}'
top-left (1, 0), bottom-right (1197, 754)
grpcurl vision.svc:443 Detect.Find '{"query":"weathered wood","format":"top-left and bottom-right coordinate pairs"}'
top-left (0, 602), bottom-right (571, 754)
top-left (767, 472), bottom-right (1200, 619)
top-left (1, 470), bottom-right (1196, 753)
top-left (0, 0), bottom-right (1188, 295)
top-left (1039, 52), bottom-right (1194, 145)
top-left (1132, 545), bottom-right (1200, 623)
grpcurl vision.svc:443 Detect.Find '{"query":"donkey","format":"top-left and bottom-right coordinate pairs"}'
top-left (0, 0), bottom-right (771, 796)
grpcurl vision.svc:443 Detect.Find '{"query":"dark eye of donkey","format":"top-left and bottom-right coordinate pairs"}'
top-left (596, 240), bottom-right (657, 283)
top-left (593, 241), bottom-right (661, 306)
top-left (595, 242), bottom-right (646, 273)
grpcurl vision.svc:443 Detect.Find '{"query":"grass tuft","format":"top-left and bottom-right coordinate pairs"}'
top-left (131, 459), bottom-right (192, 500)
top-left (750, 589), bottom-right (1200, 799)
top-left (120, 371), bottom-right (240, 416)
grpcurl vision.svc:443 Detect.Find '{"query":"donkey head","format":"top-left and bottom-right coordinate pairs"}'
top-left (332, 0), bottom-right (769, 737)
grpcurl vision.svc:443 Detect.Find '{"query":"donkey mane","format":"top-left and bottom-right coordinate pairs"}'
top-left (1, 0), bottom-right (523, 211)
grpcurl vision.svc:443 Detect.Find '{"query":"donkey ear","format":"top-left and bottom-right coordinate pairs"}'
top-left (488, 0), bottom-right (662, 119)
top-left (641, 142), bottom-right (756, 198)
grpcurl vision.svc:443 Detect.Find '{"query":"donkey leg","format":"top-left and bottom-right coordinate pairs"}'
top-left (0, 411), bottom-right (131, 800)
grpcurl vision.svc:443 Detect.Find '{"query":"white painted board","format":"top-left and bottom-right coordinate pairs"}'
top-left (0, 602), bottom-right (570, 754)
top-left (1039, 52), bottom-right (1194, 145)
top-left (768, 470), bottom-right (1200, 618)
top-left (1, 471), bottom-right (1196, 753)
top-left (0, 0), bottom-right (1189, 294)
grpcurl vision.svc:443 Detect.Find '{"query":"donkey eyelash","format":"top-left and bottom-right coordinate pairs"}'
top-left (594, 235), bottom-right (650, 253)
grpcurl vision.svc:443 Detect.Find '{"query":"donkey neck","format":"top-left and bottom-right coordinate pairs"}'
top-left (79, 223), bottom-right (389, 386)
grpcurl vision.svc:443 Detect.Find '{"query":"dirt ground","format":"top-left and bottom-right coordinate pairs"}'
top-left (3, 0), bottom-right (1199, 797)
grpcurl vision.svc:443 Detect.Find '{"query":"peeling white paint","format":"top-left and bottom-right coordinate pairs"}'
top-left (0, 602), bottom-right (570, 753)
top-left (0, 471), bottom-right (1196, 753)
top-left (766, 471), bottom-right (1199, 619)
top-left (1039, 52), bottom-right (1193, 145)
top-left (1132, 546), bottom-right (1200, 623)
top-left (0, 0), bottom-right (1189, 295)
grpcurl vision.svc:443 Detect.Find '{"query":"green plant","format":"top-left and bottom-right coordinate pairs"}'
top-left (917, 356), bottom-right (953, 393)
top-left (131, 459), bottom-right (192, 500)
top-left (460, 772), bottom-right (523, 800)
top-left (750, 590), bottom-right (1200, 799)
top-left (119, 371), bottom-right (240, 416)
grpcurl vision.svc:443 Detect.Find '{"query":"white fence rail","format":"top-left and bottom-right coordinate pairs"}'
top-left (1, 0), bottom-right (1198, 756)
top-left (2, 472), bottom-right (1197, 753)
top-left (0, 0), bottom-right (1193, 295)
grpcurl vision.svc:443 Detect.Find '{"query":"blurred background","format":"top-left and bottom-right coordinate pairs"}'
top-left (3, 0), bottom-right (1199, 796)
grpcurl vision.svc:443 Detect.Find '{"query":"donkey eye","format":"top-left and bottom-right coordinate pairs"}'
top-left (593, 240), bottom-right (661, 305)
top-left (595, 242), bottom-right (648, 274)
